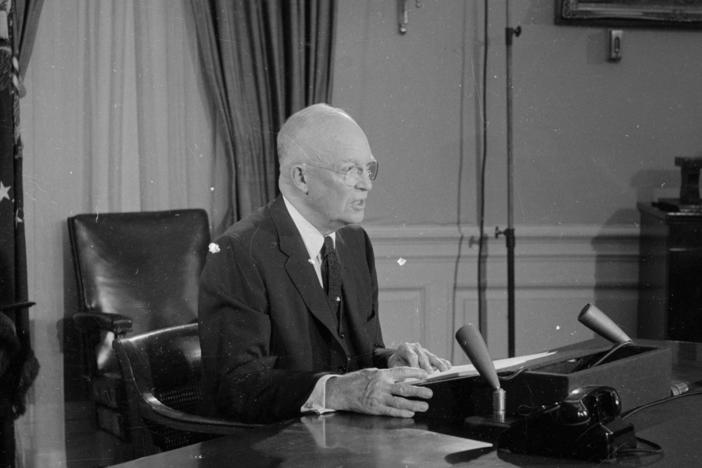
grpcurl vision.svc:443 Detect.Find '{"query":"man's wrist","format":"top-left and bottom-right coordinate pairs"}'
top-left (324, 375), bottom-right (341, 410)
top-left (301, 374), bottom-right (338, 414)
top-left (373, 347), bottom-right (395, 368)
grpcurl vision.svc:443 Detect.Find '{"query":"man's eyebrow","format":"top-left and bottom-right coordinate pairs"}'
top-left (340, 157), bottom-right (377, 165)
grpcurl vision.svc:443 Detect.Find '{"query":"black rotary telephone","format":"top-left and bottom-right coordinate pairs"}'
top-left (498, 386), bottom-right (636, 461)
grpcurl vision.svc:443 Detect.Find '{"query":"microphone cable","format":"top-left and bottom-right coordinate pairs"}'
top-left (476, 0), bottom-right (490, 337)
top-left (451, 1), bottom-right (490, 361)
top-left (621, 388), bottom-right (702, 420)
top-left (451, 0), bottom-right (469, 364)
top-left (614, 388), bottom-right (702, 461)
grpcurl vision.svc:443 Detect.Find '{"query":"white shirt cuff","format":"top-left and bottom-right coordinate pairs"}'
top-left (300, 374), bottom-right (338, 414)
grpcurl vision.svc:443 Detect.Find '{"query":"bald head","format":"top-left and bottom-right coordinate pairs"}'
top-left (276, 103), bottom-right (375, 233)
top-left (278, 104), bottom-right (369, 180)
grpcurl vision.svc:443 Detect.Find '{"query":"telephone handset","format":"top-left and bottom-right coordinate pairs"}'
top-left (498, 386), bottom-right (636, 461)
top-left (559, 386), bottom-right (622, 424)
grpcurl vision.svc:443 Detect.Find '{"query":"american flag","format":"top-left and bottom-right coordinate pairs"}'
top-left (0, 0), bottom-right (29, 328)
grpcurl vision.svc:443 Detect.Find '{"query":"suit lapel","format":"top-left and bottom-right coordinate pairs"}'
top-left (269, 199), bottom-right (341, 343)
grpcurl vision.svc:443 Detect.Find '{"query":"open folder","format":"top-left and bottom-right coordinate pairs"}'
top-left (412, 351), bottom-right (555, 385)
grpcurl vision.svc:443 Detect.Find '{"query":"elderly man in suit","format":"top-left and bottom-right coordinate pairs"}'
top-left (199, 103), bottom-right (450, 423)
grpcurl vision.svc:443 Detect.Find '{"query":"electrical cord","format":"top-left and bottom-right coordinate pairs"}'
top-left (450, 0), bottom-right (471, 364)
top-left (611, 388), bottom-right (702, 461)
top-left (451, 0), bottom-right (490, 362)
top-left (476, 0), bottom-right (490, 335)
top-left (497, 366), bottom-right (527, 381)
top-left (613, 436), bottom-right (663, 459)
top-left (586, 342), bottom-right (632, 368)
top-left (621, 388), bottom-right (702, 420)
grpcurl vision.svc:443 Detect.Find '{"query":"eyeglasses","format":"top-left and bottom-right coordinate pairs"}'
top-left (305, 160), bottom-right (378, 186)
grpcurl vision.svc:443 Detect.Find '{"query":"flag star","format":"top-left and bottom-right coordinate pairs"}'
top-left (0, 181), bottom-right (11, 203)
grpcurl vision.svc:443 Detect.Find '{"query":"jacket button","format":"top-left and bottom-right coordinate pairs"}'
top-left (339, 331), bottom-right (345, 339)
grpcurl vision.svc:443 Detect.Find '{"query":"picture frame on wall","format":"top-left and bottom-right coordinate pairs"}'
top-left (555, 0), bottom-right (702, 28)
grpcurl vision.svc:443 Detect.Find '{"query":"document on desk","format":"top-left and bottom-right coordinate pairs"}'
top-left (414, 351), bottom-right (555, 385)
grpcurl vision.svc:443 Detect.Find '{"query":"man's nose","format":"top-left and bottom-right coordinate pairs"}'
top-left (355, 172), bottom-right (373, 191)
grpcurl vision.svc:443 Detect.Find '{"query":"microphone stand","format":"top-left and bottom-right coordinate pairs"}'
top-left (456, 324), bottom-right (511, 441)
top-left (496, 2), bottom-right (521, 358)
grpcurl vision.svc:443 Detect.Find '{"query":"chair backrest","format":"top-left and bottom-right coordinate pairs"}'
top-left (68, 209), bottom-right (210, 334)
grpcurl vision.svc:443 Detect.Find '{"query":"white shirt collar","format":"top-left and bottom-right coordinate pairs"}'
top-left (282, 196), bottom-right (335, 261)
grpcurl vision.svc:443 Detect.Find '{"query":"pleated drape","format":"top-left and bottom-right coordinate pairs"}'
top-left (191, 0), bottom-right (336, 229)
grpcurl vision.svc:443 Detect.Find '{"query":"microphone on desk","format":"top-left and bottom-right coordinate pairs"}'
top-left (578, 304), bottom-right (632, 345)
top-left (577, 304), bottom-right (632, 369)
top-left (455, 324), bottom-right (506, 422)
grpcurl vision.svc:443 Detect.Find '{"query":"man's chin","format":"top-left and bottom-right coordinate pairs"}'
top-left (341, 212), bottom-right (365, 226)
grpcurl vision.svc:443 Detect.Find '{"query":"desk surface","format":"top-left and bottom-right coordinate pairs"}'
top-left (111, 340), bottom-right (702, 467)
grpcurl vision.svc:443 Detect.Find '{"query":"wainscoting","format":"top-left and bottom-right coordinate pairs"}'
top-left (367, 224), bottom-right (641, 365)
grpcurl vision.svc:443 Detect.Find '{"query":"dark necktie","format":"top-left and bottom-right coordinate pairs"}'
top-left (321, 236), bottom-right (342, 308)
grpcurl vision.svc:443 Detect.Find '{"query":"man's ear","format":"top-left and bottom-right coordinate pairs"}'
top-left (290, 164), bottom-right (309, 194)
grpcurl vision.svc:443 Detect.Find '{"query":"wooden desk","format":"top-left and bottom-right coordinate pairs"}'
top-left (110, 341), bottom-right (702, 467)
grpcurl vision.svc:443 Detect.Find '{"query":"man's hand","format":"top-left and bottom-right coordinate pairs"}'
top-left (388, 342), bottom-right (451, 373)
top-left (325, 367), bottom-right (433, 418)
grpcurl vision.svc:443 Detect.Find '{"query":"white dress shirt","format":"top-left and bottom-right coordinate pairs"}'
top-left (282, 197), bottom-right (337, 415)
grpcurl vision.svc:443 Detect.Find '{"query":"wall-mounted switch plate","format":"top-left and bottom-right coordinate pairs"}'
top-left (608, 29), bottom-right (623, 62)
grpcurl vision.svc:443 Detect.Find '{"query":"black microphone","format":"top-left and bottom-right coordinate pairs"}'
top-left (455, 324), bottom-right (505, 422)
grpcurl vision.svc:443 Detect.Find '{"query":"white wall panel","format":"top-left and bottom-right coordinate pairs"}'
top-left (367, 224), bottom-right (640, 364)
top-left (378, 288), bottom-right (426, 348)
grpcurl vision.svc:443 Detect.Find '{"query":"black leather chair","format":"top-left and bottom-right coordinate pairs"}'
top-left (67, 209), bottom-right (210, 440)
top-left (112, 323), bottom-right (261, 456)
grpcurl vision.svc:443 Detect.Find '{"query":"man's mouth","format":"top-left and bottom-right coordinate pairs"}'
top-left (351, 199), bottom-right (366, 209)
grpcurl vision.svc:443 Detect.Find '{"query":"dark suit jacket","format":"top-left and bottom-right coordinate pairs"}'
top-left (199, 197), bottom-right (393, 423)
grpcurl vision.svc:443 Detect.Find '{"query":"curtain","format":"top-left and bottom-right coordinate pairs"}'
top-left (0, 0), bottom-right (43, 466)
top-left (191, 0), bottom-right (336, 228)
top-left (0, 0), bottom-right (42, 339)
top-left (19, 1), bottom-right (222, 465)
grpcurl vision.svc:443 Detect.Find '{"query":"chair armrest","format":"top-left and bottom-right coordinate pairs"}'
top-left (0, 301), bottom-right (35, 312)
top-left (140, 393), bottom-right (271, 435)
top-left (73, 311), bottom-right (133, 335)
